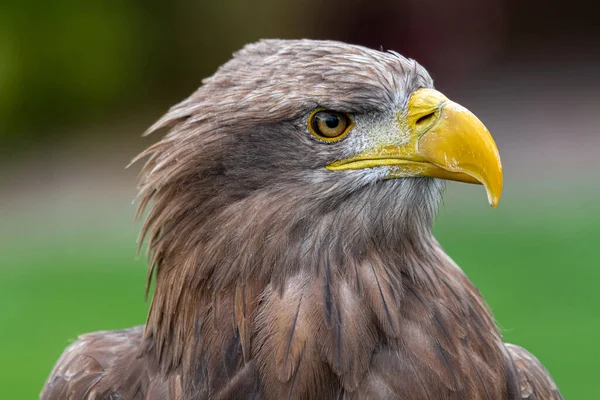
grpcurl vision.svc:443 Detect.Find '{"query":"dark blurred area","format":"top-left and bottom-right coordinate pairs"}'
top-left (2, 1), bottom-right (599, 398)
top-left (2, 0), bottom-right (599, 148)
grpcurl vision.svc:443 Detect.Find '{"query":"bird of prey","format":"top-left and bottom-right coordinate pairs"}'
top-left (41, 39), bottom-right (562, 399)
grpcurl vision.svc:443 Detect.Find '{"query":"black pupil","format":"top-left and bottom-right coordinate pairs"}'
top-left (325, 114), bottom-right (339, 129)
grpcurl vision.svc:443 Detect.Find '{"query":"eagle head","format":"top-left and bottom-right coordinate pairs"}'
top-left (135, 38), bottom-right (502, 369)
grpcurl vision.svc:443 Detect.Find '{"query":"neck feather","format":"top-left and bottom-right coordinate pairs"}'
top-left (140, 177), bottom-right (447, 366)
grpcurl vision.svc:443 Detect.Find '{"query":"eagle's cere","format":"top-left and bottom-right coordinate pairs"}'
top-left (41, 39), bottom-right (561, 399)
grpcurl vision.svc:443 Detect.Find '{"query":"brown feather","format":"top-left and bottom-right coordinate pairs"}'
top-left (506, 344), bottom-right (564, 399)
top-left (41, 39), bottom-right (561, 400)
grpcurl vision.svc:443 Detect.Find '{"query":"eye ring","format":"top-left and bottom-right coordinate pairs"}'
top-left (308, 109), bottom-right (354, 142)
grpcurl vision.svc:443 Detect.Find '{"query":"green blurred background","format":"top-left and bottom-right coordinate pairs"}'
top-left (1, 0), bottom-right (599, 398)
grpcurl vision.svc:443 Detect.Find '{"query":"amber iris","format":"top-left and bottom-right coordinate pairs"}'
top-left (308, 110), bottom-right (353, 142)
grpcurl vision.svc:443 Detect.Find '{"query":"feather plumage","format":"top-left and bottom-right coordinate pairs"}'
top-left (41, 39), bottom-right (562, 400)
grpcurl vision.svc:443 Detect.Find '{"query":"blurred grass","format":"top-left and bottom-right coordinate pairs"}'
top-left (1, 187), bottom-right (598, 398)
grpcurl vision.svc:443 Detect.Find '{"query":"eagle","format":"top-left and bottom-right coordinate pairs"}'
top-left (41, 39), bottom-right (562, 400)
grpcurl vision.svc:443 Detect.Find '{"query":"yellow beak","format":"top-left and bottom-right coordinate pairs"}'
top-left (326, 89), bottom-right (503, 207)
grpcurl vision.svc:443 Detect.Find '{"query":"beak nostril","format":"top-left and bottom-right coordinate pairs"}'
top-left (416, 111), bottom-right (436, 126)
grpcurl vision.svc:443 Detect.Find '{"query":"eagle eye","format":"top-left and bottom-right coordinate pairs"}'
top-left (308, 110), bottom-right (353, 142)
